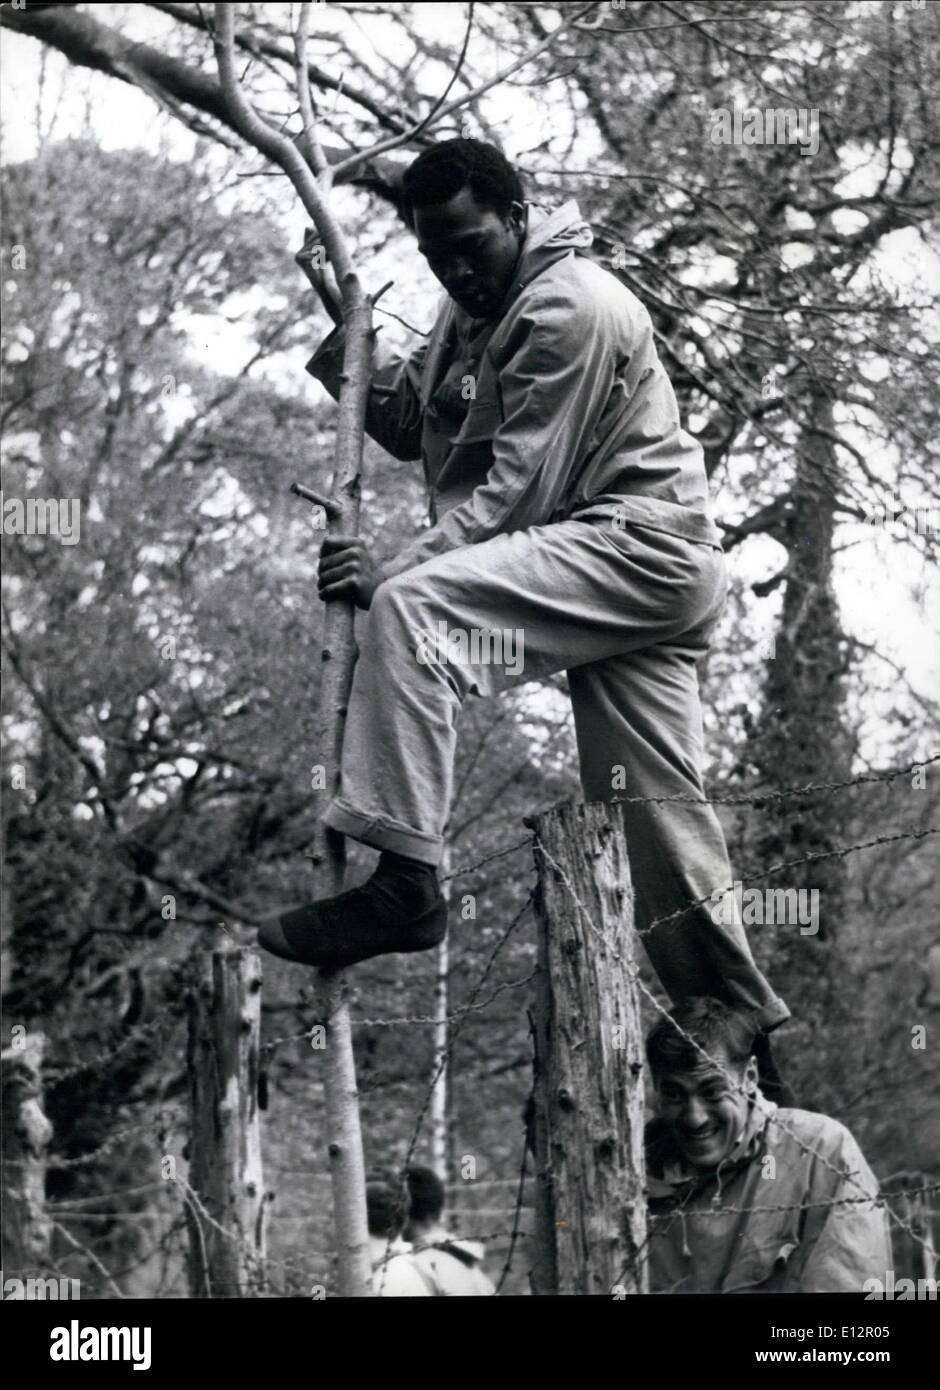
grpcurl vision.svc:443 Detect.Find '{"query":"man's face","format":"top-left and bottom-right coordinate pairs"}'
top-left (413, 186), bottom-right (526, 320)
top-left (655, 1045), bottom-right (758, 1171)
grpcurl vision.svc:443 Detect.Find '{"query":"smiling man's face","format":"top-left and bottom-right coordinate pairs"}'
top-left (413, 186), bottom-right (526, 320)
top-left (656, 1044), bottom-right (758, 1171)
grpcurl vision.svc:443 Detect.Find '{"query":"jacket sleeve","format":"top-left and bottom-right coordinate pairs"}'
top-left (795, 1123), bottom-right (893, 1293)
top-left (306, 324), bottom-right (428, 463)
top-left (380, 280), bottom-right (619, 579)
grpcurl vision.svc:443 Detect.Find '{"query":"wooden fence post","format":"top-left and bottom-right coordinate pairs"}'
top-left (1, 1029), bottom-right (53, 1276)
top-left (528, 801), bottom-right (647, 1295)
top-left (186, 944), bottom-right (267, 1297)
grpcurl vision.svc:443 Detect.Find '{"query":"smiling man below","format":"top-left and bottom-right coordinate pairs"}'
top-left (645, 998), bottom-right (891, 1293)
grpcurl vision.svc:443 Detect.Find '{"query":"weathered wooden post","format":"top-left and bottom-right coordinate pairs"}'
top-left (1, 1029), bottom-right (53, 1275)
top-left (186, 944), bottom-right (267, 1297)
top-left (528, 802), bottom-right (646, 1295)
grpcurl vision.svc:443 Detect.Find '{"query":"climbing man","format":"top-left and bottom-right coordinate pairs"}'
top-left (259, 139), bottom-right (791, 1090)
top-left (644, 998), bottom-right (891, 1292)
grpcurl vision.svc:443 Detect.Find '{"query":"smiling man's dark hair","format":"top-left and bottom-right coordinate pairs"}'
top-left (400, 139), bottom-right (524, 228)
top-left (646, 997), bottom-right (759, 1079)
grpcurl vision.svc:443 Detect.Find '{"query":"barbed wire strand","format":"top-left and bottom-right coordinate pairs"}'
top-left (265, 823), bottom-right (937, 1047)
top-left (262, 969), bottom-right (538, 1052)
top-left (440, 753), bottom-right (939, 883)
top-left (634, 825), bottom-right (940, 940)
top-left (44, 1012), bottom-right (184, 1086)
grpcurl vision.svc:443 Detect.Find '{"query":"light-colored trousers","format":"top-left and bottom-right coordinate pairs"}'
top-left (323, 517), bottom-right (789, 1031)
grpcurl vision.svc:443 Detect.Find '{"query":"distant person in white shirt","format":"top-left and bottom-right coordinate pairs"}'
top-left (366, 1178), bottom-right (430, 1297)
top-left (404, 1165), bottom-right (496, 1295)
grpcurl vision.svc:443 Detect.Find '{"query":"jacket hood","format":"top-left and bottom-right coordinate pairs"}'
top-left (509, 198), bottom-right (595, 299)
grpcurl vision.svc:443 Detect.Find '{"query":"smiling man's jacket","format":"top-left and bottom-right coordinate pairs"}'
top-left (646, 1096), bottom-right (892, 1293)
top-left (306, 199), bottom-right (722, 578)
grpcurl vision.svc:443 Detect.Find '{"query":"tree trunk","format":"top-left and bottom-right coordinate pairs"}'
top-left (745, 388), bottom-right (855, 1110)
top-left (212, 2), bottom-right (377, 1297)
top-left (528, 802), bottom-right (647, 1295)
top-left (430, 844), bottom-right (452, 1180)
top-left (1, 1031), bottom-right (53, 1276)
top-left (186, 944), bottom-right (266, 1297)
top-left (308, 288), bottom-right (375, 1297)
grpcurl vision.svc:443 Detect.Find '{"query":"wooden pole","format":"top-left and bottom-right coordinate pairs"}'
top-left (1, 1030), bottom-right (53, 1277)
top-left (528, 802), bottom-right (647, 1295)
top-left (186, 944), bottom-right (267, 1297)
top-left (214, 1), bottom-right (375, 1296)
top-left (429, 845), bottom-right (452, 1180)
top-left (309, 280), bottom-right (374, 1297)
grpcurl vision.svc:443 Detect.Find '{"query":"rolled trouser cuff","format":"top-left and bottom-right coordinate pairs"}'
top-left (323, 797), bottom-right (443, 867)
top-left (753, 996), bottom-right (791, 1032)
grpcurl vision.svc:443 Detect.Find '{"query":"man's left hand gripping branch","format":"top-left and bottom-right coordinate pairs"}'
top-left (258, 140), bottom-right (790, 1099)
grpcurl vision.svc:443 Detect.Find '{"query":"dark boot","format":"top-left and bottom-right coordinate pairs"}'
top-left (753, 1029), bottom-right (797, 1108)
top-left (258, 850), bottom-right (446, 970)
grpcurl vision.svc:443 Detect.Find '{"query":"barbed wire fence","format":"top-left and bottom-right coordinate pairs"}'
top-left (262, 752), bottom-right (939, 1293)
top-left (530, 832), bottom-right (940, 1291)
top-left (4, 754), bottom-right (937, 1295)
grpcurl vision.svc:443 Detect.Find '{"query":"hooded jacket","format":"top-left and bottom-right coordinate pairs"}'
top-left (368, 1235), bottom-right (431, 1297)
top-left (646, 1095), bottom-right (893, 1293)
top-left (306, 199), bottom-right (723, 579)
top-left (408, 1234), bottom-right (496, 1296)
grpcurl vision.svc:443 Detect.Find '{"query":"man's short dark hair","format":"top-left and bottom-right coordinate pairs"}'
top-left (405, 1164), bottom-right (445, 1225)
top-left (365, 1176), bottom-right (407, 1239)
top-left (646, 997), bottom-right (759, 1080)
top-left (400, 139), bottom-right (524, 229)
